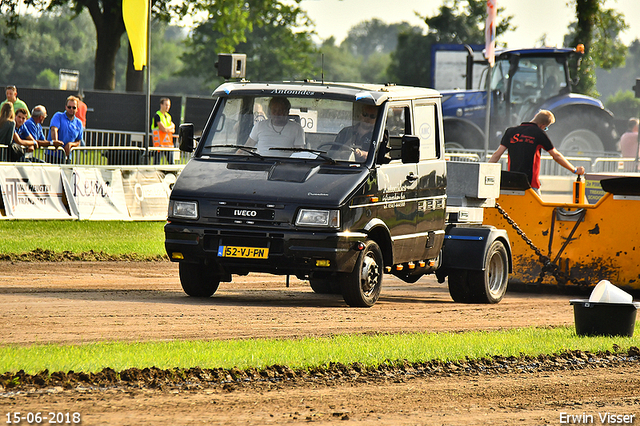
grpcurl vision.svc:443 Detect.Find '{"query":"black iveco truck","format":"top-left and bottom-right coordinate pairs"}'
top-left (165, 81), bottom-right (511, 307)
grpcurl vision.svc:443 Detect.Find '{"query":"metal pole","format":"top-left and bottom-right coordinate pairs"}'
top-left (144, 0), bottom-right (151, 165)
top-left (483, 65), bottom-right (493, 160)
top-left (633, 79), bottom-right (640, 172)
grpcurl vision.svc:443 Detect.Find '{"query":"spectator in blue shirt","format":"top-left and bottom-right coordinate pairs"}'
top-left (46, 96), bottom-right (84, 164)
top-left (18, 106), bottom-right (63, 162)
top-left (9, 107), bottom-right (37, 162)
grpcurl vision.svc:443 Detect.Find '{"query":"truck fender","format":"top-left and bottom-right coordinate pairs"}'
top-left (443, 117), bottom-right (485, 150)
top-left (439, 225), bottom-right (512, 272)
top-left (363, 218), bottom-right (394, 268)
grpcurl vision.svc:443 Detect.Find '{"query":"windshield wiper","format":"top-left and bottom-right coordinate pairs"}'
top-left (269, 147), bottom-right (336, 164)
top-left (209, 145), bottom-right (264, 160)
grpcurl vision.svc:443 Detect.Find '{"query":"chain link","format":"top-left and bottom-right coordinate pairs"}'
top-left (494, 202), bottom-right (588, 287)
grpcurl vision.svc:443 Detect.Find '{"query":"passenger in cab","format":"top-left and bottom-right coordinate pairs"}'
top-left (246, 97), bottom-right (305, 156)
top-left (334, 104), bottom-right (378, 162)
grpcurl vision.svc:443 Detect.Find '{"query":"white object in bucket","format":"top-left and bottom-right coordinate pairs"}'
top-left (589, 280), bottom-right (633, 304)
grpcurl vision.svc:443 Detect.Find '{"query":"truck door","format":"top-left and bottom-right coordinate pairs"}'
top-left (375, 103), bottom-right (419, 264)
top-left (414, 101), bottom-right (447, 261)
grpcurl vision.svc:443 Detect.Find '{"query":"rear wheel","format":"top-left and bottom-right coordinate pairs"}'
top-left (550, 114), bottom-right (606, 156)
top-left (341, 240), bottom-right (383, 307)
top-left (448, 240), bottom-right (509, 304)
top-left (473, 240), bottom-right (509, 303)
top-left (179, 262), bottom-right (221, 297)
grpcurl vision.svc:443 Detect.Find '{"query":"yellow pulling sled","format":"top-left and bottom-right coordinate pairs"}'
top-left (483, 172), bottom-right (640, 291)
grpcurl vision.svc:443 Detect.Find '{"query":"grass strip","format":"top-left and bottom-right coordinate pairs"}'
top-left (0, 221), bottom-right (165, 258)
top-left (1, 326), bottom-right (638, 375)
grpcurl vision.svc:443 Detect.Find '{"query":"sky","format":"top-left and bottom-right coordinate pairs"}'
top-left (299, 0), bottom-right (640, 48)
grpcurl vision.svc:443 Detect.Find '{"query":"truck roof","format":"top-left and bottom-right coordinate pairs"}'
top-left (213, 81), bottom-right (441, 105)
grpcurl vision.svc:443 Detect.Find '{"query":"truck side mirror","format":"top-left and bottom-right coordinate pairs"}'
top-left (178, 123), bottom-right (195, 153)
top-left (401, 135), bottom-right (420, 163)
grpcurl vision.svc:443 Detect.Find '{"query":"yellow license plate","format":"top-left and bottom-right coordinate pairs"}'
top-left (218, 246), bottom-right (269, 259)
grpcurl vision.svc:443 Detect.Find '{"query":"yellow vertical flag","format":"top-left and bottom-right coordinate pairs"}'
top-left (123, 0), bottom-right (149, 71)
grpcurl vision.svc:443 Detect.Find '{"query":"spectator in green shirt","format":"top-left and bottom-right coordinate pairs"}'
top-left (0, 85), bottom-right (29, 119)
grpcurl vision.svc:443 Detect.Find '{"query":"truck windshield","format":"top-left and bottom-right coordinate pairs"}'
top-left (199, 96), bottom-right (379, 163)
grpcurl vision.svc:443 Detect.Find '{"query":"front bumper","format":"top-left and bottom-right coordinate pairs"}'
top-left (165, 222), bottom-right (365, 276)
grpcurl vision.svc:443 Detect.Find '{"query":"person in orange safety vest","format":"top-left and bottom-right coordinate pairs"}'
top-left (151, 97), bottom-right (176, 163)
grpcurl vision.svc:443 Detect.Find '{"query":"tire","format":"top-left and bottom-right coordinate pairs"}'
top-left (178, 262), bottom-right (221, 297)
top-left (341, 240), bottom-right (383, 307)
top-left (473, 240), bottom-right (509, 304)
top-left (549, 114), bottom-right (605, 156)
top-left (448, 240), bottom-right (509, 304)
top-left (447, 269), bottom-right (475, 303)
top-left (309, 278), bottom-right (341, 295)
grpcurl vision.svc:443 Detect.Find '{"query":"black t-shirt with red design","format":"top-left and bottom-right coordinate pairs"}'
top-left (500, 122), bottom-right (554, 189)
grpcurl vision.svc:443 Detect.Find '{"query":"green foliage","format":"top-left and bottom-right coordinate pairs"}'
top-left (387, 29), bottom-right (433, 87)
top-left (0, 326), bottom-right (638, 374)
top-left (596, 40), bottom-right (640, 101)
top-left (568, 0), bottom-right (628, 97)
top-left (604, 90), bottom-right (640, 120)
top-left (387, 0), bottom-right (514, 87)
top-left (0, 10), bottom-right (96, 89)
top-left (0, 221), bottom-right (165, 257)
top-left (317, 38), bottom-right (363, 83)
top-left (341, 19), bottom-right (410, 60)
top-left (181, 0), bottom-right (317, 91)
top-left (35, 69), bottom-right (58, 89)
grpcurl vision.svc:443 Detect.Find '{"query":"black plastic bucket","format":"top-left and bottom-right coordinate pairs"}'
top-left (570, 300), bottom-right (639, 337)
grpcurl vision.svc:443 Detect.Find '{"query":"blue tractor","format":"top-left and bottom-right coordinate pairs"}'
top-left (439, 46), bottom-right (618, 155)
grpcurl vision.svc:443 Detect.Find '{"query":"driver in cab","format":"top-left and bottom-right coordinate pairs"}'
top-left (246, 97), bottom-right (305, 156)
top-left (334, 104), bottom-right (378, 162)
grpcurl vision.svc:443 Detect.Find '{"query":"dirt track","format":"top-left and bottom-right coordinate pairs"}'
top-left (1, 261), bottom-right (639, 425)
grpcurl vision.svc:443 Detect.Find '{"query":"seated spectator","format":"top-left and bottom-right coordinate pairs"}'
top-left (46, 96), bottom-right (84, 164)
top-left (17, 106), bottom-right (62, 162)
top-left (0, 103), bottom-right (16, 155)
top-left (10, 107), bottom-right (38, 162)
top-left (0, 85), bottom-right (29, 119)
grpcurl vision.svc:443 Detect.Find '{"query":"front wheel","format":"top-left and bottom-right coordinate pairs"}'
top-left (179, 262), bottom-right (221, 297)
top-left (341, 240), bottom-right (383, 307)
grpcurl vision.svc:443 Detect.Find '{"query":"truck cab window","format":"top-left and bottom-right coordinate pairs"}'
top-left (384, 106), bottom-right (411, 161)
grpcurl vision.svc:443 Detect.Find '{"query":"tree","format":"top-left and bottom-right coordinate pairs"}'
top-left (0, 9), bottom-right (96, 89)
top-left (181, 0), bottom-right (317, 91)
top-left (342, 19), bottom-right (411, 60)
top-left (1, 0), bottom-right (252, 91)
top-left (316, 37), bottom-right (362, 83)
top-left (567, 0), bottom-right (628, 97)
top-left (387, 0), bottom-right (514, 87)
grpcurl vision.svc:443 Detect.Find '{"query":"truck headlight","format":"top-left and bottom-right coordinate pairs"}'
top-left (295, 209), bottom-right (340, 228)
top-left (170, 200), bottom-right (198, 219)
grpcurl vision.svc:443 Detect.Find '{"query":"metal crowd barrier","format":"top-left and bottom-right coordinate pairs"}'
top-left (539, 155), bottom-right (593, 176)
top-left (592, 157), bottom-right (639, 173)
top-left (445, 152), bottom-right (481, 162)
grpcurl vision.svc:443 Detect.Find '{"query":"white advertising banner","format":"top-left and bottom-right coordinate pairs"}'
top-left (0, 165), bottom-right (75, 219)
top-left (122, 170), bottom-right (173, 220)
top-left (63, 168), bottom-right (130, 220)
